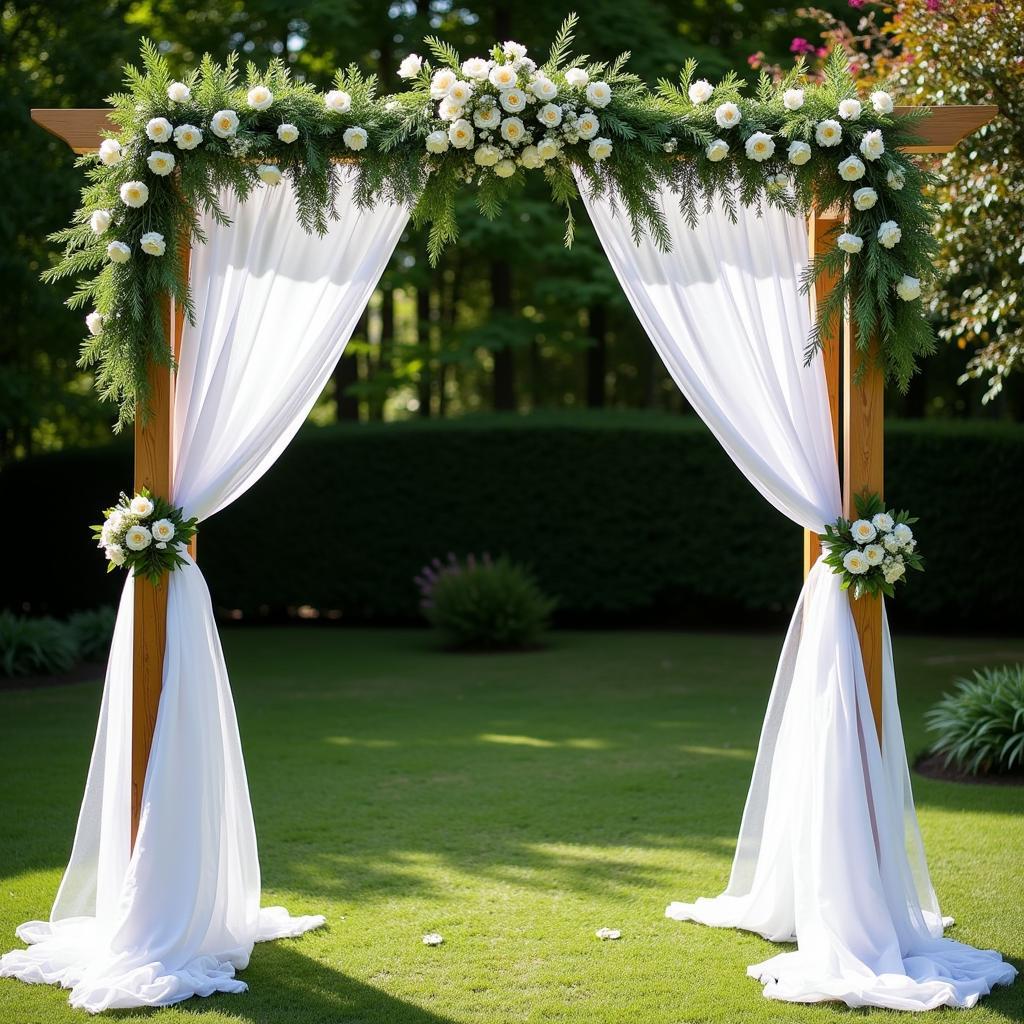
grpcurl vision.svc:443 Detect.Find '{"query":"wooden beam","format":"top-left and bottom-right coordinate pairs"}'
top-left (31, 108), bottom-right (115, 153)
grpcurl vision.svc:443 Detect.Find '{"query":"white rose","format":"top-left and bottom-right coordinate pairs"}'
top-left (398, 53), bottom-right (424, 79)
top-left (325, 90), bottom-right (352, 112)
top-left (815, 119), bottom-right (842, 147)
top-left (448, 80), bottom-right (474, 106)
top-left (530, 76), bottom-right (558, 101)
top-left (706, 138), bottom-right (729, 162)
top-left (714, 102), bottom-right (740, 128)
top-left (257, 164), bottom-right (282, 185)
top-left (167, 81), bottom-right (191, 103)
top-left (119, 180), bottom-right (149, 208)
top-left (864, 544), bottom-right (885, 566)
top-left (129, 494), bottom-right (154, 517)
top-left (537, 102), bottom-right (562, 127)
top-left (896, 275), bottom-right (921, 301)
top-left (843, 550), bottom-right (869, 575)
top-left (588, 136), bottom-right (613, 162)
top-left (474, 144), bottom-right (500, 167)
top-left (883, 533), bottom-right (901, 553)
top-left (565, 67), bottom-right (589, 88)
top-left (473, 104), bottom-right (501, 129)
top-left (105, 543), bottom-right (126, 566)
top-left (853, 186), bottom-right (878, 210)
top-left (146, 117), bottom-right (173, 143)
top-left (851, 519), bottom-right (877, 543)
top-left (461, 57), bottom-right (490, 81)
top-left (448, 118), bottom-right (474, 149)
top-left (536, 137), bottom-right (561, 161)
top-left (500, 117), bottom-right (525, 144)
top-left (89, 209), bottom-right (111, 234)
top-left (838, 155), bottom-right (866, 181)
top-left (883, 559), bottom-right (906, 584)
top-left (125, 525), bottom-right (152, 552)
top-left (425, 129), bottom-right (450, 154)
top-left (787, 140), bottom-right (811, 166)
top-left (343, 126), bottom-right (368, 151)
top-left (586, 81), bottom-right (612, 108)
top-left (247, 85), bottom-right (273, 110)
top-left (860, 129), bottom-right (885, 161)
top-left (86, 311), bottom-right (103, 336)
top-left (519, 145), bottom-right (543, 169)
top-left (173, 123), bottom-right (203, 150)
top-left (277, 123), bottom-right (299, 144)
top-left (871, 90), bottom-right (894, 115)
top-left (438, 96), bottom-right (462, 122)
top-left (140, 231), bottom-right (166, 255)
top-left (147, 150), bottom-right (175, 176)
top-left (838, 98), bottom-right (862, 121)
top-left (838, 232), bottom-right (863, 254)
top-left (893, 523), bottom-right (914, 547)
top-left (210, 109), bottom-right (239, 138)
top-left (488, 64), bottom-right (518, 91)
top-left (500, 88), bottom-right (526, 113)
top-left (151, 518), bottom-right (176, 542)
top-left (744, 131), bottom-right (775, 162)
top-left (106, 240), bottom-right (131, 263)
top-left (504, 40), bottom-right (527, 59)
top-left (494, 159), bottom-right (515, 178)
top-left (887, 168), bottom-right (905, 191)
top-left (688, 79), bottom-right (714, 105)
top-left (871, 512), bottom-right (894, 533)
top-left (98, 139), bottom-right (122, 166)
top-left (783, 88), bottom-right (804, 111)
top-left (877, 220), bottom-right (902, 249)
top-left (576, 112), bottom-right (600, 140)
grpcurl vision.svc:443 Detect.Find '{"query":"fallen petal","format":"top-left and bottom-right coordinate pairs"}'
top-left (423, 932), bottom-right (444, 946)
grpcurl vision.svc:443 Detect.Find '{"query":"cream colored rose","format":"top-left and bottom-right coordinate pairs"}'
top-left (576, 113), bottom-right (600, 140)
top-left (147, 150), bottom-right (175, 176)
top-left (461, 57), bottom-right (490, 81)
top-left (688, 79), bottom-right (713, 105)
top-left (448, 80), bottom-right (474, 106)
top-left (438, 96), bottom-right (462, 122)
top-left (564, 67), bottom-right (589, 88)
top-left (151, 519), bottom-right (176, 542)
top-left (90, 209), bottom-right (112, 234)
top-left (870, 90), bottom-right (894, 115)
top-left (125, 525), bottom-right (152, 551)
top-left (130, 494), bottom-right (155, 517)
top-left (140, 231), bottom-right (166, 255)
top-left (838, 98), bottom-right (862, 121)
top-left (399, 53), bottom-right (424, 79)
top-left (530, 76), bottom-right (558, 101)
top-left (843, 550), bottom-right (869, 575)
top-left (714, 102), bottom-right (740, 128)
top-left (488, 64), bottom-right (518, 91)
top-left (815, 119), bottom-right (842, 147)
top-left (519, 145), bottom-right (542, 169)
top-left (838, 232), bottom-right (863, 254)
top-left (787, 140), bottom-right (811, 166)
top-left (120, 181), bottom-right (149, 208)
top-left (838, 155), bottom-right (865, 181)
top-left (86, 311), bottom-right (103, 336)
top-left (474, 144), bottom-right (500, 167)
top-left (98, 139), bottom-right (123, 166)
top-left (425, 130), bottom-right (450, 154)
top-left (536, 137), bottom-right (561, 161)
top-left (343, 126), bottom-right (368, 151)
top-left (500, 117), bottom-right (525, 144)
top-left (853, 187), bottom-right (877, 210)
top-left (744, 132), bottom-right (774, 162)
top-left (210, 109), bottom-right (240, 138)
top-left (877, 220), bottom-right (901, 249)
top-left (167, 81), bottom-right (191, 103)
top-left (277, 123), bottom-right (299, 144)
top-left (872, 512), bottom-right (894, 532)
top-left (173, 124), bottom-right (203, 150)
top-left (851, 519), bottom-right (877, 543)
top-left (537, 102), bottom-right (562, 127)
top-left (783, 88), bottom-right (804, 111)
top-left (864, 544), bottom-right (885, 566)
top-left (859, 129), bottom-right (885, 161)
top-left (247, 85), bottom-right (273, 110)
top-left (325, 90), bottom-right (352, 113)
top-left (500, 88), bottom-right (526, 113)
top-left (494, 159), bottom-right (515, 178)
top-left (586, 81), bottom-right (612, 108)
top-left (257, 164), bottom-right (282, 185)
top-left (146, 117), bottom-right (173, 143)
top-left (588, 136), bottom-right (613, 161)
top-left (448, 118), bottom-right (474, 149)
top-left (893, 523), bottom-right (914, 547)
top-left (896, 275), bottom-right (921, 301)
top-left (107, 241), bottom-right (131, 263)
top-left (706, 138), bottom-right (729, 162)
top-left (473, 104), bottom-right (501, 129)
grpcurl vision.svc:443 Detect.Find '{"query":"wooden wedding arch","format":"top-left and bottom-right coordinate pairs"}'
top-left (33, 101), bottom-right (995, 848)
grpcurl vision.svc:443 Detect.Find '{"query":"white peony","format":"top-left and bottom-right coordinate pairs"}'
top-left (706, 138), bottom-right (729, 162)
top-left (815, 119), bottom-right (842, 147)
top-left (883, 558), bottom-right (906, 584)
top-left (853, 186), bottom-right (878, 210)
top-left (576, 112), bottom-right (600, 140)
top-left (860, 129), bottom-right (885, 161)
top-left (277, 123), bottom-right (299, 144)
top-left (714, 102), bottom-right (741, 128)
top-left (565, 67), bottom-right (589, 88)
top-left (872, 512), bottom-right (894, 532)
top-left (893, 523), bottom-right (914, 547)
top-left (851, 519), bottom-right (877, 543)
top-left (838, 155), bottom-right (866, 181)
top-left (167, 81), bottom-right (191, 103)
top-left (119, 181), bottom-right (149, 208)
top-left (474, 144), bottom-right (500, 167)
top-left (147, 150), bottom-right (175, 176)
top-left (448, 118), bottom-right (475, 149)
top-left (106, 240), bottom-right (131, 263)
top-left (324, 90), bottom-right (352, 113)
top-left (536, 137), bottom-right (561, 161)
top-left (877, 220), bottom-right (902, 249)
top-left (838, 98), bottom-right (862, 121)
top-left (519, 144), bottom-right (543, 169)
top-left (343, 126), bottom-right (368, 151)
top-left (129, 494), bottom-right (154, 517)
top-left (838, 232), bottom-right (863, 254)
top-left (843, 549), bottom-right (869, 575)
top-left (864, 544), bottom-right (885, 566)
top-left (86, 311), bottom-right (103, 336)
top-left (530, 76), bottom-right (558, 101)
top-left (537, 102), bottom-right (562, 127)
top-left (461, 57), bottom-right (490, 81)
top-left (90, 209), bottom-right (111, 234)
top-left (871, 90), bottom-right (894, 115)
top-left (787, 140), bottom-right (811, 166)
top-left (448, 80), bottom-right (474, 106)
top-left (488, 64), bottom-right (518, 91)
top-left (398, 53), bottom-right (424, 79)
top-left (257, 164), bottom-right (282, 185)
top-left (140, 231), bottom-right (166, 255)
top-left (588, 136), bottom-right (613, 161)
top-left (499, 88), bottom-right (527, 113)
top-left (688, 79), bottom-right (714, 105)
top-left (151, 519), bottom-right (175, 542)
top-left (210, 109), bottom-right (240, 138)
top-left (106, 543), bottom-right (126, 566)
top-left (98, 139), bottom-right (122, 166)
top-left (473, 104), bottom-right (501, 129)
top-left (425, 129), bottom-right (450, 154)
top-left (896, 275), bottom-right (922, 301)
top-left (146, 117), bottom-right (173, 143)
top-left (247, 85), bottom-right (273, 110)
top-left (494, 159), bottom-right (516, 178)
top-left (125, 525), bottom-right (152, 552)
top-left (173, 123), bottom-right (203, 150)
top-left (783, 88), bottom-right (804, 111)
top-left (500, 117), bottom-right (525, 144)
top-left (586, 81), bottom-right (612, 108)
top-left (887, 168), bottom-right (905, 191)
top-left (744, 132), bottom-right (775, 162)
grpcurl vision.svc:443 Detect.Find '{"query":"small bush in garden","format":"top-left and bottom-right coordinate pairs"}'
top-left (925, 666), bottom-right (1024, 776)
top-left (415, 553), bottom-right (556, 651)
top-left (0, 611), bottom-right (80, 678)
top-left (68, 606), bottom-right (117, 661)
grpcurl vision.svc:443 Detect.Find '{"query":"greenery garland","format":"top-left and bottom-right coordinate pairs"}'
top-left (43, 14), bottom-right (939, 430)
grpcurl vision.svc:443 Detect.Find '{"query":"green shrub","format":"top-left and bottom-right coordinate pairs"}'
top-left (68, 606), bottom-right (117, 661)
top-left (416, 553), bottom-right (556, 650)
top-left (0, 611), bottom-right (80, 678)
top-left (925, 665), bottom-right (1024, 775)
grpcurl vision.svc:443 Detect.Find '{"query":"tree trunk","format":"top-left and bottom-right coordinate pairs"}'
top-left (417, 285), bottom-right (432, 418)
top-left (373, 287), bottom-right (395, 421)
top-left (490, 260), bottom-right (516, 412)
top-left (334, 309), bottom-right (365, 422)
top-left (586, 303), bottom-right (607, 408)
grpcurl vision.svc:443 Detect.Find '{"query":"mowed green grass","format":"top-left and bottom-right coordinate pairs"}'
top-left (1, 628), bottom-right (1022, 1024)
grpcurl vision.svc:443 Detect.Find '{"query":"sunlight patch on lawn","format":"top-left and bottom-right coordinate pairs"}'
top-left (477, 733), bottom-right (611, 750)
top-left (677, 744), bottom-right (753, 761)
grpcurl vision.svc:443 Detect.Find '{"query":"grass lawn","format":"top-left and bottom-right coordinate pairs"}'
top-left (1, 628), bottom-right (1022, 1024)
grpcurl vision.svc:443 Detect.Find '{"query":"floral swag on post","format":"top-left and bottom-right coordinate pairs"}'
top-left (46, 14), bottom-right (938, 431)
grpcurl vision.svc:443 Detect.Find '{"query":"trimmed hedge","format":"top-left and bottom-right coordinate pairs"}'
top-left (2, 412), bottom-right (1021, 630)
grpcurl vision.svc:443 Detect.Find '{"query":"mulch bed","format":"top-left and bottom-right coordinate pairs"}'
top-left (0, 661), bottom-right (106, 692)
top-left (914, 752), bottom-right (1024, 787)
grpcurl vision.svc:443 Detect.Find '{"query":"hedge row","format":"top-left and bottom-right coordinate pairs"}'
top-left (3, 413), bottom-right (1021, 631)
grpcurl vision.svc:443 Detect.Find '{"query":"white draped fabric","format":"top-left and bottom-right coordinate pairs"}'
top-left (1, 171), bottom-right (409, 1012)
top-left (579, 180), bottom-right (1016, 1011)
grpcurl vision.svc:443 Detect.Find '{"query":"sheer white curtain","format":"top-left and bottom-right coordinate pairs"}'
top-left (579, 179), bottom-right (1015, 1011)
top-left (1, 170), bottom-right (409, 1012)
